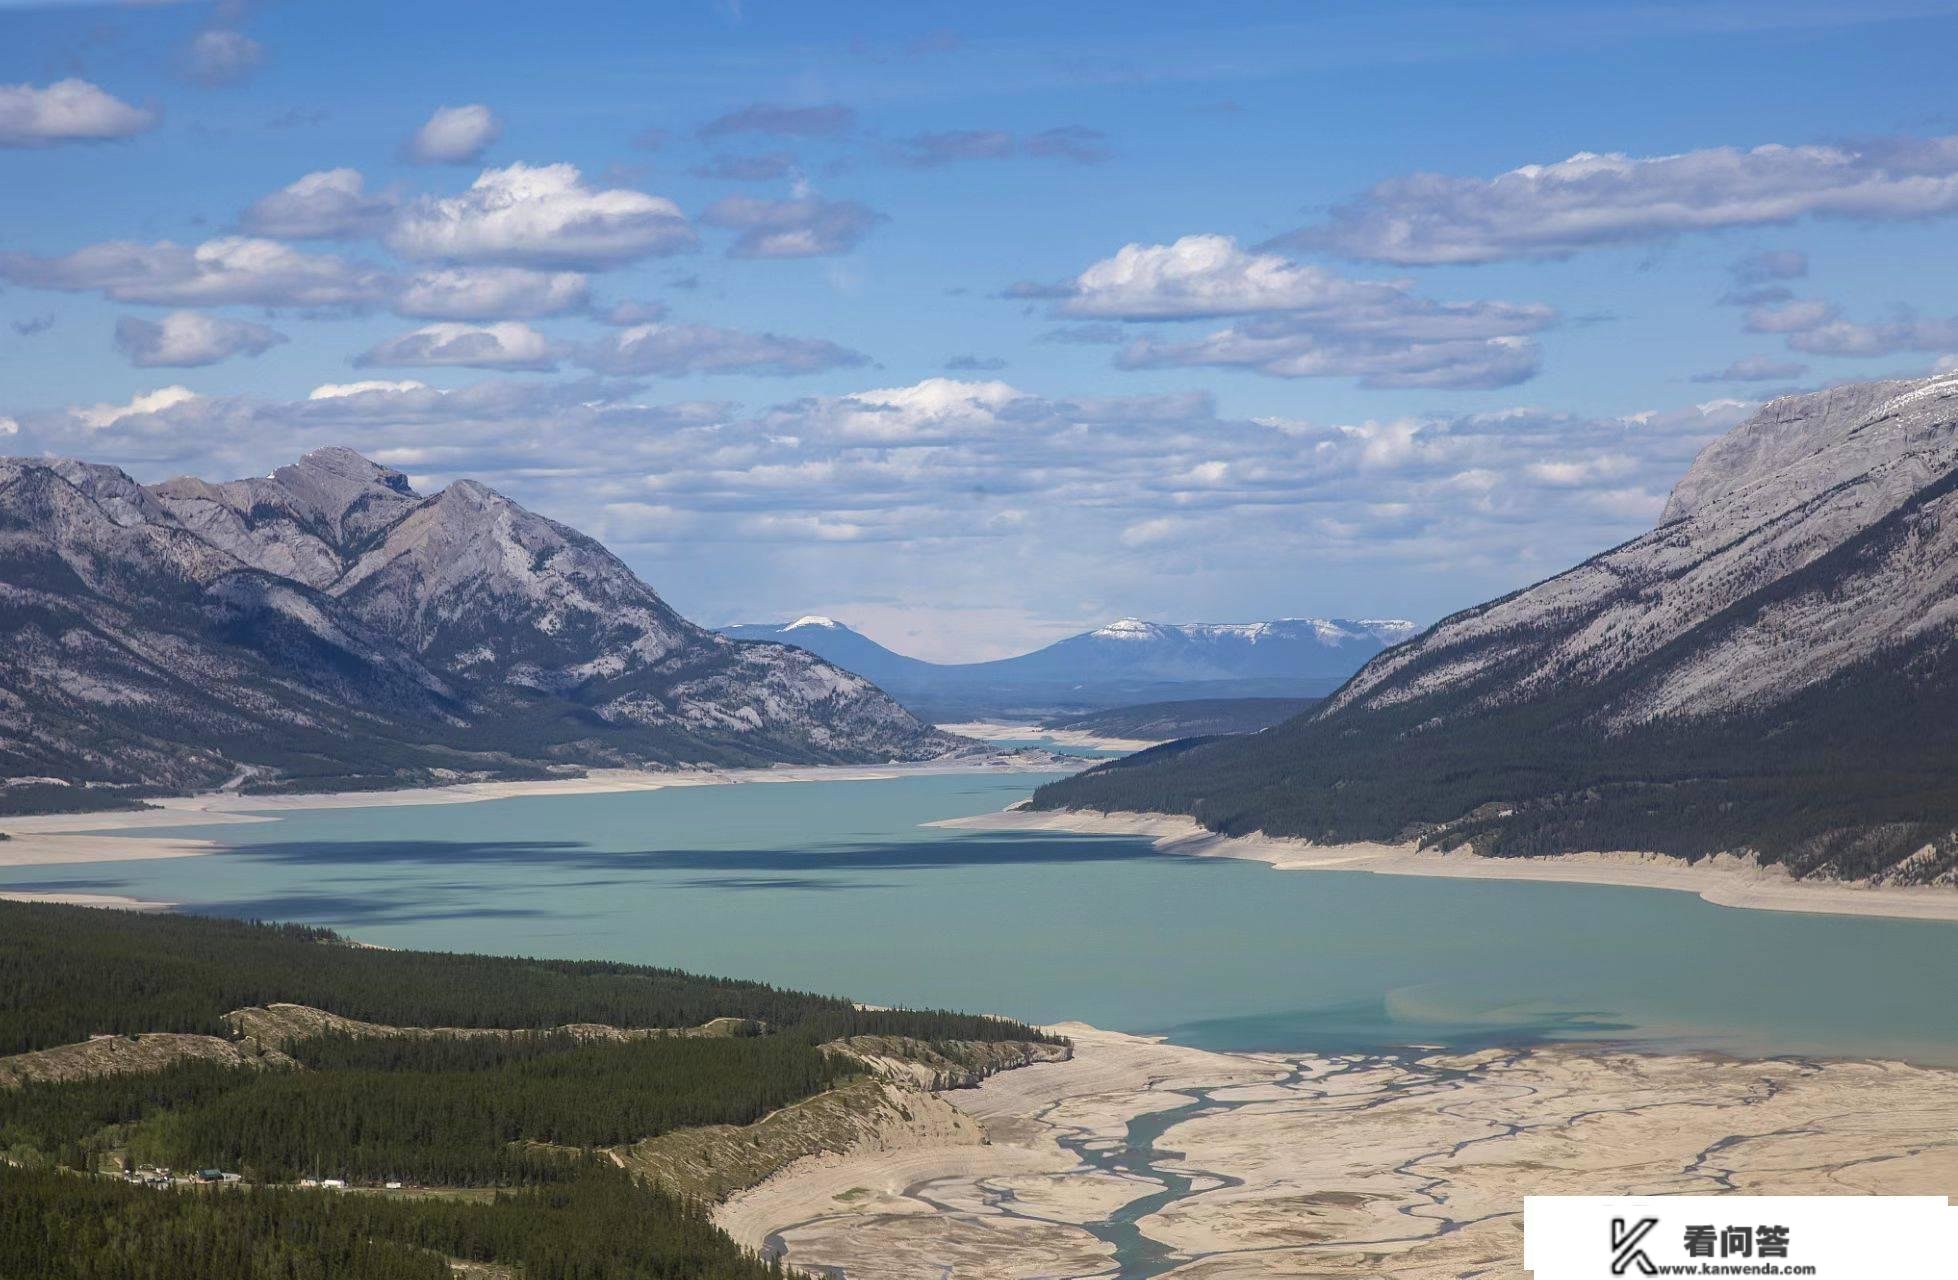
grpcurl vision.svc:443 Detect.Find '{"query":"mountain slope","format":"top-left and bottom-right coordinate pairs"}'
top-left (1, 449), bottom-right (957, 810)
top-left (717, 616), bottom-right (1414, 718)
top-left (1036, 373), bottom-right (1958, 885)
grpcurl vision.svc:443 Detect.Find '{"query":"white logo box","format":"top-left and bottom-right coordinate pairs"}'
top-left (1525, 1196), bottom-right (1957, 1279)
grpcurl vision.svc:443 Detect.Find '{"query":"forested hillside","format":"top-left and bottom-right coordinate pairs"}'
top-left (0, 902), bottom-right (1059, 1278)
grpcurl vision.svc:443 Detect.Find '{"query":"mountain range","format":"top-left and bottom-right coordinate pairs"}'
top-left (1038, 372), bottom-right (1958, 886)
top-left (0, 448), bottom-right (957, 812)
top-left (717, 616), bottom-right (1417, 720)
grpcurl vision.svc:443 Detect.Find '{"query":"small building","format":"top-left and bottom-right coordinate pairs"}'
top-left (321, 1178), bottom-right (346, 1190)
top-left (384, 1181), bottom-right (403, 1190)
top-left (196, 1169), bottom-right (225, 1183)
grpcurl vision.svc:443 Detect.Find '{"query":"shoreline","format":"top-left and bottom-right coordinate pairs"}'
top-left (718, 1020), bottom-right (1958, 1279)
top-left (932, 806), bottom-right (1958, 924)
top-left (934, 719), bottom-right (1165, 753)
top-left (0, 755), bottom-right (1083, 871)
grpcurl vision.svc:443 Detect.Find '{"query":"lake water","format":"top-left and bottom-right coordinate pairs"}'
top-left (9, 768), bottom-right (1958, 1064)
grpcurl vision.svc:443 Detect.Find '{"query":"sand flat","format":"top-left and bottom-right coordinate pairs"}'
top-left (720, 1024), bottom-right (1958, 1280)
top-left (931, 807), bottom-right (1958, 923)
top-left (937, 720), bottom-right (1167, 753)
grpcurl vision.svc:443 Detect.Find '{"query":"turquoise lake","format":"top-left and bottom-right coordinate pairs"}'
top-left (9, 768), bottom-right (1958, 1064)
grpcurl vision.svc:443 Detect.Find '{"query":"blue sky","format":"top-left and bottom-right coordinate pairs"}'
top-left (3, 0), bottom-right (1958, 658)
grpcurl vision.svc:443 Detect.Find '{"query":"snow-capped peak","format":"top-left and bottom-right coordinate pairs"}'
top-left (1091, 618), bottom-right (1163, 639)
top-left (786, 615), bottom-right (843, 631)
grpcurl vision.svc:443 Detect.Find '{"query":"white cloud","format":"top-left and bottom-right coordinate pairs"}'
top-left (0, 79), bottom-right (156, 146)
top-left (356, 322), bottom-right (562, 371)
top-left (1058, 235), bottom-right (1411, 320)
top-left (309, 380), bottom-right (429, 400)
top-left (70, 386), bottom-right (201, 430)
top-left (394, 267), bottom-right (589, 320)
top-left (1787, 315), bottom-right (1958, 358)
top-left (1291, 136), bottom-right (1958, 264)
top-left (577, 322), bottom-right (868, 376)
top-left (1744, 299), bottom-right (1837, 333)
top-left (386, 163), bottom-right (694, 268)
top-left (240, 169), bottom-right (395, 240)
top-left (114, 311), bottom-right (287, 367)
top-left (405, 104), bottom-right (502, 164)
top-left (1035, 235), bottom-right (1553, 388)
top-left (1735, 289), bottom-right (1958, 360)
top-left (0, 236), bottom-right (390, 309)
top-left (700, 193), bottom-right (882, 258)
top-left (182, 29), bottom-right (264, 87)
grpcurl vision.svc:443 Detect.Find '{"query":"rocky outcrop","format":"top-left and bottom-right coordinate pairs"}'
top-left (0, 1032), bottom-right (295, 1088)
top-left (223, 1002), bottom-right (764, 1050)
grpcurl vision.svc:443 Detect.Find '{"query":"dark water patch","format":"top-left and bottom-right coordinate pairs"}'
top-left (215, 831), bottom-right (1179, 874)
top-left (179, 894), bottom-right (550, 926)
top-left (674, 876), bottom-right (899, 892)
top-left (0, 876), bottom-right (135, 893)
top-left (1159, 997), bottom-right (1639, 1057)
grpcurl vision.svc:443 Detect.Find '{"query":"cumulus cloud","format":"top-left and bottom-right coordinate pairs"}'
top-left (309, 379), bottom-right (429, 400)
top-left (1691, 355), bottom-right (1808, 383)
top-left (114, 311), bottom-right (287, 367)
top-left (577, 323), bottom-right (868, 376)
top-left (404, 104), bottom-right (502, 164)
top-left (182, 29), bottom-right (264, 87)
top-left (356, 322), bottom-right (562, 371)
top-left (1284, 136), bottom-right (1958, 264)
top-left (1120, 329), bottom-right (1542, 389)
top-left (1787, 315), bottom-right (1958, 358)
top-left (1743, 298), bottom-right (1837, 333)
top-left (1734, 289), bottom-right (1958, 361)
top-left (0, 236), bottom-right (390, 309)
top-left (394, 267), bottom-right (589, 320)
top-left (697, 102), bottom-right (854, 139)
top-left (69, 385), bottom-right (202, 430)
top-left (700, 193), bottom-right (882, 257)
top-left (1027, 234), bottom-right (1554, 388)
top-left (386, 163), bottom-right (694, 268)
top-left (240, 169), bottom-right (396, 240)
top-left (0, 79), bottom-right (156, 146)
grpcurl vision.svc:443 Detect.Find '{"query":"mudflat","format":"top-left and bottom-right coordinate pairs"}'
top-left (719, 1023), bottom-right (1958, 1279)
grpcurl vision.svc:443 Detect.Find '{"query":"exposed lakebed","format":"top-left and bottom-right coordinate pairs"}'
top-left (8, 767), bottom-right (1958, 1065)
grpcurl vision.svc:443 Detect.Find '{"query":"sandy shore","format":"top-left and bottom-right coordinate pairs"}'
top-left (0, 755), bottom-right (1082, 871)
top-left (0, 889), bottom-right (177, 910)
top-left (932, 807), bottom-right (1958, 923)
top-left (718, 1022), bottom-right (1958, 1280)
top-left (937, 720), bottom-right (1166, 753)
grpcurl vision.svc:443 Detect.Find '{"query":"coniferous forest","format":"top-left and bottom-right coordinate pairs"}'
top-left (0, 901), bottom-right (1059, 1277)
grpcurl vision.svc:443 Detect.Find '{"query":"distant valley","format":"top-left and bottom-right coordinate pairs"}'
top-left (719, 615), bottom-right (1414, 721)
